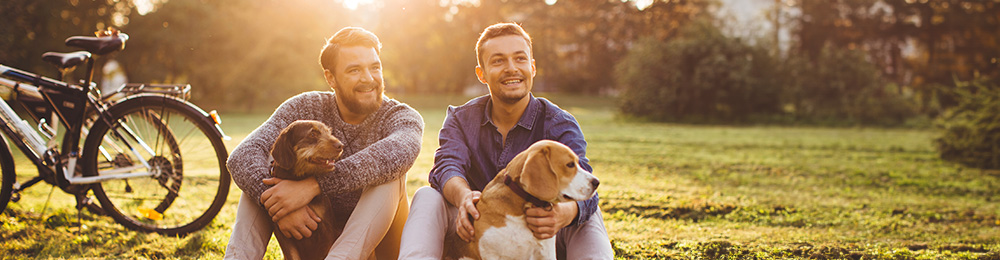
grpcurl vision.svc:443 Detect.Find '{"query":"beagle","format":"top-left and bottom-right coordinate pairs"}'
top-left (445, 140), bottom-right (600, 260)
top-left (269, 120), bottom-right (345, 260)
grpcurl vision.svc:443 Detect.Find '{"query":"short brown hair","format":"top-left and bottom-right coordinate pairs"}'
top-left (476, 22), bottom-right (532, 68)
top-left (319, 27), bottom-right (382, 72)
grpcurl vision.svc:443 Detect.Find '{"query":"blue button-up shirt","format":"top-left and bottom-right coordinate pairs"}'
top-left (429, 94), bottom-right (599, 225)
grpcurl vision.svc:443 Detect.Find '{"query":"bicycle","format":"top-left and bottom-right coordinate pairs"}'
top-left (0, 29), bottom-right (231, 236)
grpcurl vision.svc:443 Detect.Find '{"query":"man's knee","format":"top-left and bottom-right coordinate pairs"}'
top-left (364, 176), bottom-right (407, 198)
top-left (557, 210), bottom-right (614, 259)
top-left (411, 186), bottom-right (446, 209)
top-left (225, 193), bottom-right (273, 259)
top-left (399, 186), bottom-right (449, 259)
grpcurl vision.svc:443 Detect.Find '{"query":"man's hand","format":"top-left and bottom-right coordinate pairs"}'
top-left (275, 206), bottom-right (322, 240)
top-left (525, 201), bottom-right (578, 239)
top-left (261, 177), bottom-right (320, 221)
top-left (455, 190), bottom-right (481, 242)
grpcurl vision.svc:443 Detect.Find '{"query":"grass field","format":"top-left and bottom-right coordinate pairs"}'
top-left (2, 94), bottom-right (999, 259)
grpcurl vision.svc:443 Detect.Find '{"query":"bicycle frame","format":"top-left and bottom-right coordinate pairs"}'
top-left (0, 64), bottom-right (163, 185)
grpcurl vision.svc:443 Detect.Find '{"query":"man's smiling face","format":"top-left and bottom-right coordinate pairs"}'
top-left (476, 35), bottom-right (536, 105)
top-left (326, 45), bottom-right (384, 115)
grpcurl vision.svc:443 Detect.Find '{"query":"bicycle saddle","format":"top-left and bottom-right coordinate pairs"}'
top-left (65, 34), bottom-right (129, 55)
top-left (41, 51), bottom-right (92, 69)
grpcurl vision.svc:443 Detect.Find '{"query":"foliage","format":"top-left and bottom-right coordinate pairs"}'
top-left (616, 19), bottom-right (916, 125)
top-left (374, 0), bottom-right (479, 94)
top-left (0, 0), bottom-right (137, 77)
top-left (120, 0), bottom-right (347, 111)
top-left (2, 0), bottom-right (997, 117)
top-left (934, 77), bottom-right (1000, 170)
top-left (616, 20), bottom-right (783, 123)
top-left (793, 0), bottom-right (1000, 114)
top-left (789, 45), bottom-right (918, 125)
top-left (2, 0), bottom-right (715, 110)
top-left (526, 0), bottom-right (710, 94)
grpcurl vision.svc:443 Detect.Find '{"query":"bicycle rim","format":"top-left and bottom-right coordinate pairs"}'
top-left (83, 96), bottom-right (229, 236)
top-left (0, 145), bottom-right (13, 214)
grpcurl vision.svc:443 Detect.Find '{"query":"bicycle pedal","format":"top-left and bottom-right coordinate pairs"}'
top-left (10, 193), bottom-right (19, 203)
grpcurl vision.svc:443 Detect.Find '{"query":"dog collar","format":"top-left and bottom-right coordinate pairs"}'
top-left (504, 175), bottom-right (552, 209)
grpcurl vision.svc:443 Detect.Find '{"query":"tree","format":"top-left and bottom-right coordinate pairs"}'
top-left (527, 0), bottom-right (710, 94)
top-left (792, 0), bottom-right (1000, 115)
top-left (122, 0), bottom-right (350, 110)
top-left (375, 0), bottom-right (480, 94)
top-left (934, 77), bottom-right (1000, 170)
top-left (1, 0), bottom-right (137, 78)
top-left (617, 20), bottom-right (783, 122)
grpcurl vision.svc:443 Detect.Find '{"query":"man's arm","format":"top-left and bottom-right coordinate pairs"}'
top-left (228, 94), bottom-right (313, 205)
top-left (551, 111), bottom-right (599, 225)
top-left (443, 176), bottom-right (481, 242)
top-left (428, 106), bottom-right (473, 192)
top-left (524, 110), bottom-right (597, 238)
top-left (314, 104), bottom-right (424, 197)
top-left (428, 106), bottom-right (482, 241)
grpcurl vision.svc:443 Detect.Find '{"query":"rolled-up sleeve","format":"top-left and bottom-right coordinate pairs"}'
top-left (429, 106), bottom-right (471, 191)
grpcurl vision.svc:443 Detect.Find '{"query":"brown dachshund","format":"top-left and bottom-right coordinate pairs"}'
top-left (269, 120), bottom-right (345, 260)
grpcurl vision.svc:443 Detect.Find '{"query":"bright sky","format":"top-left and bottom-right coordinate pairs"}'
top-left (634, 0), bottom-right (654, 10)
top-left (135, 0), bottom-right (156, 15)
top-left (342, 0), bottom-right (375, 10)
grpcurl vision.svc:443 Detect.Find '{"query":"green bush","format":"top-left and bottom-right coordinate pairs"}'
top-left (790, 46), bottom-right (917, 125)
top-left (616, 20), bottom-right (916, 125)
top-left (615, 20), bottom-right (782, 123)
top-left (934, 77), bottom-right (1000, 170)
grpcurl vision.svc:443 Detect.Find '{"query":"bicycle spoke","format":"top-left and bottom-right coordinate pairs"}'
top-left (84, 96), bottom-right (229, 235)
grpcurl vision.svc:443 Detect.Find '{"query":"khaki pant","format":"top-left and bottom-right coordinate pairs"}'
top-left (224, 177), bottom-right (408, 260)
top-left (397, 186), bottom-right (614, 260)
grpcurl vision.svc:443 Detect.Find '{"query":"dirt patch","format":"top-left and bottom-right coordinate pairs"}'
top-left (938, 244), bottom-right (989, 253)
top-left (605, 200), bottom-right (737, 221)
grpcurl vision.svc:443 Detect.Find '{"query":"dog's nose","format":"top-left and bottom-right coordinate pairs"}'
top-left (590, 178), bottom-right (600, 189)
top-left (333, 140), bottom-right (344, 150)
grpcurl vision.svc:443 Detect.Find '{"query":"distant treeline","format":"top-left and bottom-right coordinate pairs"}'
top-left (1, 0), bottom-right (998, 121)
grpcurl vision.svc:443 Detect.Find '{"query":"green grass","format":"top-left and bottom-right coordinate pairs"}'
top-left (2, 94), bottom-right (999, 259)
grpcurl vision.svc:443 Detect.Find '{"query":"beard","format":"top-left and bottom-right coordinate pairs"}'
top-left (492, 73), bottom-right (530, 104)
top-left (496, 89), bottom-right (529, 104)
top-left (337, 82), bottom-right (383, 115)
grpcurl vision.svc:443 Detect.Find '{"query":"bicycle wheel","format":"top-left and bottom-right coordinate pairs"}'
top-left (80, 95), bottom-right (229, 236)
top-left (0, 138), bottom-right (14, 214)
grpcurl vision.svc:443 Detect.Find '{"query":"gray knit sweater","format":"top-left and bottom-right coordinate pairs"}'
top-left (228, 91), bottom-right (423, 214)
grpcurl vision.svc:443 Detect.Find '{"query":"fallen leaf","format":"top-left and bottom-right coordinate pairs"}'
top-left (138, 208), bottom-right (163, 221)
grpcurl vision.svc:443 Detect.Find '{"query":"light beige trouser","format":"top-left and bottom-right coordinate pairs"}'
top-left (224, 177), bottom-right (408, 260)
top-left (397, 186), bottom-right (614, 260)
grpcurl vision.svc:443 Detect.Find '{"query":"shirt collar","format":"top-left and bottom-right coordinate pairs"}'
top-left (482, 94), bottom-right (541, 131)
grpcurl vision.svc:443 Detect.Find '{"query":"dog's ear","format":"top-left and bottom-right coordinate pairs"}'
top-left (520, 145), bottom-right (560, 201)
top-left (271, 123), bottom-right (303, 170)
top-left (506, 147), bottom-right (529, 179)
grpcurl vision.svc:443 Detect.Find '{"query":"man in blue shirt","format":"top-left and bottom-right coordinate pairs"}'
top-left (398, 22), bottom-right (613, 259)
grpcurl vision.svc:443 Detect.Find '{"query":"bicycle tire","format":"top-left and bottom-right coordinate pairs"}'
top-left (80, 95), bottom-right (229, 236)
top-left (0, 137), bottom-right (14, 214)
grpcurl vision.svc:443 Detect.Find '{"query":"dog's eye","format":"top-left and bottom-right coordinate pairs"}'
top-left (566, 162), bottom-right (575, 168)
